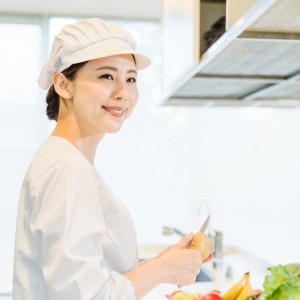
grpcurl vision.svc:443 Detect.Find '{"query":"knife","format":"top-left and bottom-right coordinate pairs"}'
top-left (198, 214), bottom-right (210, 234)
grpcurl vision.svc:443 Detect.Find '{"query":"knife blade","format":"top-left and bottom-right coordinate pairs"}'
top-left (198, 214), bottom-right (210, 234)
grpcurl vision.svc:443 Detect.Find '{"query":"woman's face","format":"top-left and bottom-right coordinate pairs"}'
top-left (66, 54), bottom-right (139, 136)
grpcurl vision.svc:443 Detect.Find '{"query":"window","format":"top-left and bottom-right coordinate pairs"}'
top-left (0, 17), bottom-right (43, 295)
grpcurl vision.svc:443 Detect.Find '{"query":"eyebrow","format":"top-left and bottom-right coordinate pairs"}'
top-left (95, 66), bottom-right (137, 75)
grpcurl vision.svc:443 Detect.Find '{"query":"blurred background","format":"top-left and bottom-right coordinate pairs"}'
top-left (0, 0), bottom-right (299, 297)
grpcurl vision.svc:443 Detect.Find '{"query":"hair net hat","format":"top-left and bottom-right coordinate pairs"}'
top-left (38, 18), bottom-right (151, 90)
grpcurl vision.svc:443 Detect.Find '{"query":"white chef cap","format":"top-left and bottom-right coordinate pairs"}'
top-left (38, 18), bottom-right (151, 90)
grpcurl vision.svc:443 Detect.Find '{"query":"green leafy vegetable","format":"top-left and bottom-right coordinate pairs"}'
top-left (262, 263), bottom-right (300, 300)
top-left (286, 264), bottom-right (300, 277)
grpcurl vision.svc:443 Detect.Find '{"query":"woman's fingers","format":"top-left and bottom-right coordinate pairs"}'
top-left (152, 232), bottom-right (215, 285)
top-left (175, 233), bottom-right (194, 249)
top-left (203, 254), bottom-right (214, 263)
top-left (165, 249), bottom-right (202, 285)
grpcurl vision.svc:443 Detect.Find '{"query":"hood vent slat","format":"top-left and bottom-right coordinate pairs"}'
top-left (248, 0), bottom-right (300, 33)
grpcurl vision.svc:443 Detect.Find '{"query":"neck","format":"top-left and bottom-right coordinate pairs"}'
top-left (51, 121), bottom-right (104, 165)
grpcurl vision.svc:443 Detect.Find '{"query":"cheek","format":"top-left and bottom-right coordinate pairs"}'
top-left (128, 95), bottom-right (138, 116)
top-left (125, 92), bottom-right (138, 119)
top-left (130, 88), bottom-right (139, 108)
top-left (75, 83), bottom-right (107, 107)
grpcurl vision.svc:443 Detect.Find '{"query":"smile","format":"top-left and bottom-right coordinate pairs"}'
top-left (102, 106), bottom-right (126, 118)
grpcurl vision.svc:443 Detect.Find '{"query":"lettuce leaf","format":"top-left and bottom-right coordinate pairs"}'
top-left (271, 279), bottom-right (300, 300)
top-left (286, 264), bottom-right (300, 277)
top-left (263, 264), bottom-right (300, 300)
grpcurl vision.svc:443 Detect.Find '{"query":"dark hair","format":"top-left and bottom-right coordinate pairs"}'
top-left (46, 62), bottom-right (87, 121)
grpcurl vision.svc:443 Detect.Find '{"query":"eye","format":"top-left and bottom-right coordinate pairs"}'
top-left (100, 74), bottom-right (114, 80)
top-left (127, 77), bottom-right (137, 83)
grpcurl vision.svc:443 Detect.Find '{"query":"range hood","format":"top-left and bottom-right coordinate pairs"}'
top-left (161, 0), bottom-right (300, 107)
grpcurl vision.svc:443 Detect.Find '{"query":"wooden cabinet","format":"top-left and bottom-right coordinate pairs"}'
top-left (226, 0), bottom-right (257, 29)
top-left (162, 0), bottom-right (257, 91)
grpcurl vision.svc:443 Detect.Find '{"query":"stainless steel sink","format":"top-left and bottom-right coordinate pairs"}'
top-left (196, 266), bottom-right (214, 282)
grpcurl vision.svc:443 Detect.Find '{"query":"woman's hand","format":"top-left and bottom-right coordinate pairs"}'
top-left (157, 233), bottom-right (203, 286)
top-left (139, 244), bottom-right (173, 267)
top-left (126, 234), bottom-right (203, 299)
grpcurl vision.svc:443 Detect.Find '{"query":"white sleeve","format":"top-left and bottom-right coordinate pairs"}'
top-left (29, 156), bottom-right (136, 300)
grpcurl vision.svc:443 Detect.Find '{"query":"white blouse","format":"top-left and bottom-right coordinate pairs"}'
top-left (13, 136), bottom-right (138, 300)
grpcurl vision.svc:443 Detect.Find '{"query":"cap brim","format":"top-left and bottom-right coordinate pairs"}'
top-left (132, 53), bottom-right (151, 70)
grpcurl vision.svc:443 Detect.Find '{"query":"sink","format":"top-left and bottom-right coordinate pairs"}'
top-left (221, 246), bottom-right (271, 289)
top-left (196, 266), bottom-right (214, 282)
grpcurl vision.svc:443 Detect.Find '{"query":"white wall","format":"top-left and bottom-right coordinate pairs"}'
top-left (184, 107), bottom-right (300, 264)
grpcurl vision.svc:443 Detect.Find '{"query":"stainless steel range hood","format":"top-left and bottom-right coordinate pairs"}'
top-left (162, 0), bottom-right (300, 107)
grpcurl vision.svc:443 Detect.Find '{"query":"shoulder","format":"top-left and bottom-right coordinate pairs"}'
top-left (22, 137), bottom-right (102, 212)
top-left (25, 137), bottom-right (97, 188)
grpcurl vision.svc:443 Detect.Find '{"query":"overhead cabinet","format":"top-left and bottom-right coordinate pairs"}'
top-left (162, 0), bottom-right (300, 107)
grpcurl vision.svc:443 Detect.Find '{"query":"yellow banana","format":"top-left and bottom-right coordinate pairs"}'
top-left (222, 273), bottom-right (246, 300)
top-left (247, 289), bottom-right (263, 300)
top-left (235, 272), bottom-right (253, 300)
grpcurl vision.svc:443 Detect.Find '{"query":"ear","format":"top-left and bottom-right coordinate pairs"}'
top-left (52, 72), bottom-right (73, 100)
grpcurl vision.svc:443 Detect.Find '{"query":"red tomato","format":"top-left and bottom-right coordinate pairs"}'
top-left (199, 290), bottom-right (222, 300)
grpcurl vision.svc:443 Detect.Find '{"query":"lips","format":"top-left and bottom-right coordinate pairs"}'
top-left (102, 105), bottom-right (126, 118)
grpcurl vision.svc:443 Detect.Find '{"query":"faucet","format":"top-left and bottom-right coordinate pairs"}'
top-left (210, 230), bottom-right (223, 261)
top-left (162, 226), bottom-right (185, 237)
top-left (209, 230), bottom-right (233, 279)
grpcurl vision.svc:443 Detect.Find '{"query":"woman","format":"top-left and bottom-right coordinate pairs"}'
top-left (13, 18), bottom-right (204, 299)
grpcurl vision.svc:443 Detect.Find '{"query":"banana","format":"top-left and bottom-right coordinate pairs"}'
top-left (222, 273), bottom-right (246, 300)
top-left (247, 289), bottom-right (263, 300)
top-left (235, 272), bottom-right (253, 300)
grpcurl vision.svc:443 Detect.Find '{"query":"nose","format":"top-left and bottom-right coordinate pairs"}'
top-left (113, 80), bottom-right (129, 101)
